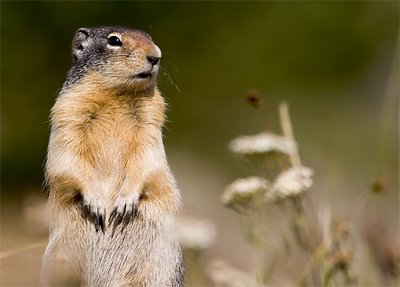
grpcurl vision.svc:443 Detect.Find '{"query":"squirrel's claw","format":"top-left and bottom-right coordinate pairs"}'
top-left (97, 213), bottom-right (106, 233)
top-left (80, 198), bottom-right (106, 234)
top-left (109, 200), bottom-right (138, 236)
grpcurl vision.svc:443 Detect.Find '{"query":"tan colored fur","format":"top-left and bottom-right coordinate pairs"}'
top-left (40, 28), bottom-right (182, 287)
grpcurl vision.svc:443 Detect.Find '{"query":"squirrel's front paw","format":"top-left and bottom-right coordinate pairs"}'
top-left (109, 192), bottom-right (140, 234)
top-left (80, 193), bottom-right (106, 234)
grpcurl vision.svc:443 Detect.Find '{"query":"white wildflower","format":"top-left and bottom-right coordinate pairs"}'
top-left (207, 260), bottom-right (269, 287)
top-left (177, 217), bottom-right (217, 250)
top-left (273, 166), bottom-right (313, 198)
top-left (229, 132), bottom-right (297, 156)
top-left (222, 176), bottom-right (271, 213)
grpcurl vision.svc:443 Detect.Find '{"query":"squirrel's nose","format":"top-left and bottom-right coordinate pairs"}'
top-left (147, 56), bottom-right (160, 66)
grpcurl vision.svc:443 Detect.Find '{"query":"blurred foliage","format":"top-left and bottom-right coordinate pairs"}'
top-left (1, 1), bottom-right (398, 193)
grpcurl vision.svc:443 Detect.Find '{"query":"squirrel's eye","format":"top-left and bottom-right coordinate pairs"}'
top-left (107, 36), bottom-right (122, 47)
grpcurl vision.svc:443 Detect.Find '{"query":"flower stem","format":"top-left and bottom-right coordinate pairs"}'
top-left (279, 102), bottom-right (302, 168)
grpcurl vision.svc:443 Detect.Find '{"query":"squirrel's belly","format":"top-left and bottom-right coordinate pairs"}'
top-left (78, 133), bottom-right (130, 200)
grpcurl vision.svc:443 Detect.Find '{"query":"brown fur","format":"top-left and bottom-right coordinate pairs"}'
top-left (40, 27), bottom-right (183, 287)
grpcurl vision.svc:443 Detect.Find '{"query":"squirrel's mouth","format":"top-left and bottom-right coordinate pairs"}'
top-left (134, 68), bottom-right (157, 80)
top-left (133, 66), bottom-right (159, 82)
top-left (136, 72), bottom-right (152, 79)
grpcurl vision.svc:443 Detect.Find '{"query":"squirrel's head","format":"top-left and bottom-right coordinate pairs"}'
top-left (64, 26), bottom-right (161, 93)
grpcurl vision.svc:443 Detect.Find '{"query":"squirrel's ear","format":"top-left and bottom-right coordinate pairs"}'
top-left (72, 28), bottom-right (92, 62)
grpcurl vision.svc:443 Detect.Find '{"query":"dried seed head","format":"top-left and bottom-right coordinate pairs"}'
top-left (177, 216), bottom-right (217, 250)
top-left (229, 132), bottom-right (297, 157)
top-left (333, 219), bottom-right (350, 240)
top-left (245, 89), bottom-right (263, 109)
top-left (371, 179), bottom-right (386, 194)
top-left (222, 176), bottom-right (271, 214)
top-left (273, 166), bottom-right (313, 198)
top-left (330, 249), bottom-right (353, 269)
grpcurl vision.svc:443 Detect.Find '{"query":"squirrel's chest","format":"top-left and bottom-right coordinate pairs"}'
top-left (81, 106), bottom-right (136, 139)
top-left (68, 106), bottom-right (141, 168)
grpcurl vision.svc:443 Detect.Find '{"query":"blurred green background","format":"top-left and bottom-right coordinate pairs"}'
top-left (1, 1), bottom-right (398, 285)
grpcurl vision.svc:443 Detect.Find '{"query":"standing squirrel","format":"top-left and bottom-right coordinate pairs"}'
top-left (40, 26), bottom-right (183, 287)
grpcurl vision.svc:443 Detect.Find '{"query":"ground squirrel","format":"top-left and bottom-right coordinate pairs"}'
top-left (40, 26), bottom-right (183, 287)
